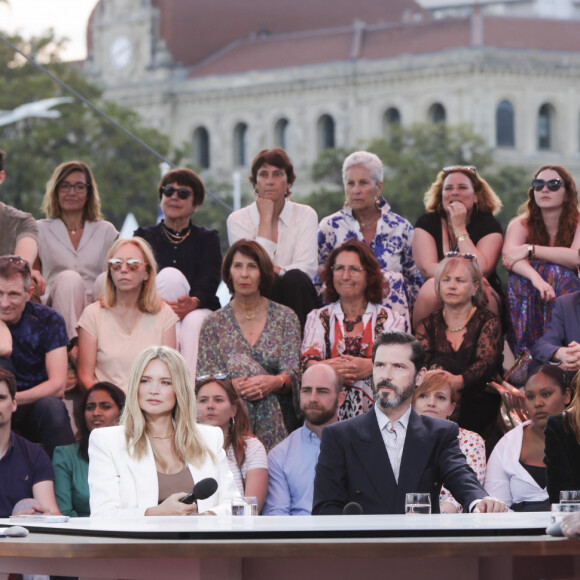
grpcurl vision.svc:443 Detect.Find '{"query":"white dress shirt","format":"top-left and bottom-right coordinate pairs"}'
top-left (375, 404), bottom-right (411, 483)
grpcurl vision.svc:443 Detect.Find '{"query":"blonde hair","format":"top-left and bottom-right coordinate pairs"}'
top-left (121, 346), bottom-right (213, 466)
top-left (563, 373), bottom-right (580, 444)
top-left (42, 160), bottom-right (102, 221)
top-left (103, 238), bottom-right (161, 313)
top-left (434, 256), bottom-right (484, 306)
top-left (423, 168), bottom-right (502, 216)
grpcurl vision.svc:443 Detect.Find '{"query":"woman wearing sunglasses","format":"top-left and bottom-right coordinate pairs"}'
top-left (413, 166), bottom-right (503, 327)
top-left (135, 169), bottom-right (222, 379)
top-left (414, 254), bottom-right (503, 453)
top-left (37, 161), bottom-right (118, 339)
top-left (77, 237), bottom-right (177, 392)
top-left (503, 165), bottom-right (580, 363)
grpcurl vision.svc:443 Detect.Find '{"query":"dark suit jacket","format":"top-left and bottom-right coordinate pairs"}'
top-left (545, 413), bottom-right (580, 504)
top-left (532, 291), bottom-right (580, 364)
top-left (312, 407), bottom-right (486, 515)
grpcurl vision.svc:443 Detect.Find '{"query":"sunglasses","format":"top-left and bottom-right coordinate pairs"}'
top-left (445, 251), bottom-right (476, 260)
top-left (0, 256), bottom-right (29, 269)
top-left (196, 373), bottom-right (229, 382)
top-left (531, 178), bottom-right (563, 192)
top-left (442, 165), bottom-right (477, 175)
top-left (108, 258), bottom-right (144, 271)
top-left (161, 186), bottom-right (193, 200)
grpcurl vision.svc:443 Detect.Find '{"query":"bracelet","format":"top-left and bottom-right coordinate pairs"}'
top-left (278, 375), bottom-right (287, 393)
top-left (456, 234), bottom-right (470, 243)
top-left (527, 245), bottom-right (534, 260)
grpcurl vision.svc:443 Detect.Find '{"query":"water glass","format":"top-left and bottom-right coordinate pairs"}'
top-left (560, 491), bottom-right (580, 504)
top-left (231, 496), bottom-right (258, 516)
top-left (551, 502), bottom-right (580, 524)
top-left (405, 493), bottom-right (431, 515)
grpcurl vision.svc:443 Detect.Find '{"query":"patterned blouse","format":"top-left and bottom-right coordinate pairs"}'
top-left (197, 300), bottom-right (301, 452)
top-left (317, 196), bottom-right (423, 321)
top-left (301, 301), bottom-right (408, 420)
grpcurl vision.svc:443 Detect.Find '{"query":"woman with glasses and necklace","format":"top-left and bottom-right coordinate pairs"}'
top-left (414, 254), bottom-right (503, 452)
top-left (503, 165), bottom-right (580, 364)
top-left (37, 161), bottom-right (118, 339)
top-left (301, 240), bottom-right (407, 419)
top-left (77, 237), bottom-right (177, 392)
top-left (135, 168), bottom-right (222, 379)
top-left (318, 151), bottom-right (422, 326)
top-left (413, 166), bottom-right (503, 327)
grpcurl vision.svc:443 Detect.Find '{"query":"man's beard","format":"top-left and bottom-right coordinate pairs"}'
top-left (374, 379), bottom-right (414, 410)
top-left (302, 402), bottom-right (338, 426)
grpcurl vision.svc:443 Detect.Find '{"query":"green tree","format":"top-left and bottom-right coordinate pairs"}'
top-left (0, 31), bottom-right (172, 227)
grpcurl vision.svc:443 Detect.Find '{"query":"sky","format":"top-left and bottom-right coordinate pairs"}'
top-left (0, 0), bottom-right (100, 60)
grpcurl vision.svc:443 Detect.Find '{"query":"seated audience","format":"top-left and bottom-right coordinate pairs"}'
top-left (198, 240), bottom-right (301, 451)
top-left (545, 373), bottom-right (580, 504)
top-left (485, 366), bottom-right (570, 511)
top-left (301, 239), bottom-right (407, 420)
top-left (263, 364), bottom-right (344, 516)
top-left (531, 290), bottom-right (580, 373)
top-left (318, 151), bottom-right (422, 323)
top-left (196, 376), bottom-right (268, 511)
top-left (414, 253), bottom-right (502, 452)
top-left (88, 346), bottom-right (239, 517)
top-left (53, 382), bottom-right (125, 517)
top-left (503, 165), bottom-right (580, 362)
top-left (0, 256), bottom-right (73, 458)
top-left (135, 168), bottom-right (221, 377)
top-left (412, 369), bottom-right (486, 513)
top-left (0, 369), bottom-right (60, 518)
top-left (227, 148), bottom-right (319, 330)
top-left (0, 149), bottom-right (45, 295)
top-left (413, 165), bottom-right (503, 326)
top-left (77, 237), bottom-right (177, 392)
top-left (37, 161), bottom-right (118, 339)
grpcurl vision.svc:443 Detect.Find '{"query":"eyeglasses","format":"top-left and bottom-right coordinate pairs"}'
top-left (108, 258), bottom-right (144, 271)
top-left (196, 373), bottom-right (229, 382)
top-left (332, 265), bottom-right (365, 275)
top-left (445, 251), bottom-right (476, 260)
top-left (161, 186), bottom-right (193, 200)
top-left (442, 165), bottom-right (477, 175)
top-left (58, 182), bottom-right (88, 194)
top-left (531, 178), bottom-right (563, 192)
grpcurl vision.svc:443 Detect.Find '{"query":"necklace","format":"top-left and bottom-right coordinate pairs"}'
top-left (443, 305), bottom-right (476, 333)
top-left (151, 433), bottom-right (173, 440)
top-left (234, 297), bottom-right (264, 320)
top-left (161, 222), bottom-right (191, 245)
top-left (344, 315), bottom-right (363, 332)
top-left (65, 223), bottom-right (84, 235)
top-left (354, 209), bottom-right (380, 232)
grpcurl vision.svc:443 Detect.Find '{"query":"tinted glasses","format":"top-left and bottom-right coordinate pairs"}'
top-left (531, 179), bottom-right (563, 192)
top-left (161, 186), bottom-right (193, 200)
top-left (108, 258), bottom-right (144, 271)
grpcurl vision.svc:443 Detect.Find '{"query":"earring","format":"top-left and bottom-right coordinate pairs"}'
top-left (375, 196), bottom-right (381, 210)
top-left (344, 197), bottom-right (349, 206)
top-left (229, 416), bottom-right (235, 432)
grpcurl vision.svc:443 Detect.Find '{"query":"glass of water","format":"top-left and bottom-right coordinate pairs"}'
top-left (560, 491), bottom-right (580, 504)
top-left (231, 496), bottom-right (258, 516)
top-left (405, 493), bottom-right (431, 514)
top-left (551, 503), bottom-right (580, 524)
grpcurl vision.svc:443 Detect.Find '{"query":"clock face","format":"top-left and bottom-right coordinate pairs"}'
top-left (109, 35), bottom-right (133, 69)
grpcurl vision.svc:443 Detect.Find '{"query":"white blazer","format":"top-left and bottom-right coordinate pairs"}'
top-left (88, 424), bottom-right (239, 517)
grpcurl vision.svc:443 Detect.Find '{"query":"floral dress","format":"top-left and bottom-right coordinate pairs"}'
top-left (317, 197), bottom-right (422, 324)
top-left (301, 301), bottom-right (407, 419)
top-left (197, 301), bottom-right (301, 452)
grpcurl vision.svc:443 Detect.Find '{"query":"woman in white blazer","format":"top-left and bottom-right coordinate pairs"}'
top-left (88, 346), bottom-right (239, 517)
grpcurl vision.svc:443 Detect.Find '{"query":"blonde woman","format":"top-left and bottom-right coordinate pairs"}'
top-left (88, 346), bottom-right (238, 516)
top-left (77, 237), bottom-right (177, 392)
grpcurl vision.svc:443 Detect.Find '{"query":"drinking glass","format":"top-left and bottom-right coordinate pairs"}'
top-left (560, 491), bottom-right (580, 504)
top-left (551, 503), bottom-right (580, 524)
top-left (405, 493), bottom-right (431, 514)
top-left (231, 496), bottom-right (258, 516)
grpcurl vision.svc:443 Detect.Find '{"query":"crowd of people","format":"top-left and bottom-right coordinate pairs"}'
top-left (2, 144), bottom-right (580, 522)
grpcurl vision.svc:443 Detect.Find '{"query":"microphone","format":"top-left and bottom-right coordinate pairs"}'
top-left (546, 520), bottom-right (564, 537)
top-left (179, 477), bottom-right (218, 504)
top-left (343, 502), bottom-right (363, 515)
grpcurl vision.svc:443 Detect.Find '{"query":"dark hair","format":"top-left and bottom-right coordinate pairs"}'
top-left (0, 255), bottom-right (32, 291)
top-left (322, 239), bottom-right (385, 303)
top-left (249, 148), bottom-right (296, 195)
top-left (371, 330), bottom-right (425, 373)
top-left (77, 382), bottom-right (126, 462)
top-left (195, 377), bottom-right (254, 468)
top-left (222, 240), bottom-right (276, 295)
top-left (520, 165), bottom-right (579, 248)
top-left (158, 168), bottom-right (206, 206)
top-left (0, 150), bottom-right (5, 172)
top-left (526, 364), bottom-right (571, 394)
top-left (0, 368), bottom-right (17, 399)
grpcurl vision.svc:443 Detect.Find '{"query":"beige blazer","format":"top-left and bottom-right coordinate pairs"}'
top-left (88, 424), bottom-right (239, 517)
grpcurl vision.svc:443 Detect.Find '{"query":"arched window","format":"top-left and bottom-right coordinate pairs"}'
top-left (496, 100), bottom-right (515, 148)
top-left (193, 126), bottom-right (210, 169)
top-left (537, 104), bottom-right (554, 150)
top-left (383, 107), bottom-right (401, 135)
top-left (428, 103), bottom-right (446, 124)
top-left (274, 118), bottom-right (289, 150)
top-left (233, 122), bottom-right (248, 166)
top-left (317, 114), bottom-right (335, 152)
